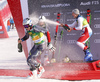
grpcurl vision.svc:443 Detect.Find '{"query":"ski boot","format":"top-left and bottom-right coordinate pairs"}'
top-left (27, 69), bottom-right (38, 79)
top-left (37, 64), bottom-right (45, 78)
top-left (84, 50), bottom-right (93, 62)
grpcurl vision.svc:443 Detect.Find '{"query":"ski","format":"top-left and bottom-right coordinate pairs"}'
top-left (86, 9), bottom-right (92, 51)
top-left (51, 12), bottom-right (61, 63)
top-left (58, 30), bottom-right (63, 61)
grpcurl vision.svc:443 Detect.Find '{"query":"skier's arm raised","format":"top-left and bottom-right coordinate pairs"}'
top-left (60, 23), bottom-right (73, 32)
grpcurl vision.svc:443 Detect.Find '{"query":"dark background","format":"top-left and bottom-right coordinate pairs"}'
top-left (28, 0), bottom-right (100, 62)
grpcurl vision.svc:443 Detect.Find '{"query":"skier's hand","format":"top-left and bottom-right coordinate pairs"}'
top-left (67, 27), bottom-right (73, 32)
top-left (48, 43), bottom-right (56, 52)
top-left (18, 38), bottom-right (22, 43)
top-left (60, 23), bottom-right (64, 27)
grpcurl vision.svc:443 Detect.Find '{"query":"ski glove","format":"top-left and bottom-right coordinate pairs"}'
top-left (48, 43), bottom-right (56, 52)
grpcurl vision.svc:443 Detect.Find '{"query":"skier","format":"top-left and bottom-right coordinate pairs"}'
top-left (7, 19), bottom-right (10, 32)
top-left (10, 17), bottom-right (14, 29)
top-left (37, 16), bottom-right (50, 66)
top-left (38, 16), bottom-right (48, 30)
top-left (61, 9), bottom-right (93, 62)
top-left (18, 18), bottom-right (55, 78)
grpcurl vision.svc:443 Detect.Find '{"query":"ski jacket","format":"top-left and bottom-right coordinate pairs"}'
top-left (10, 18), bottom-right (14, 24)
top-left (21, 25), bottom-right (51, 45)
top-left (69, 15), bottom-right (92, 33)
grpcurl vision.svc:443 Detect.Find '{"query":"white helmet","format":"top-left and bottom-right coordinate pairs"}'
top-left (23, 18), bottom-right (32, 26)
top-left (39, 16), bottom-right (46, 22)
top-left (72, 9), bottom-right (80, 15)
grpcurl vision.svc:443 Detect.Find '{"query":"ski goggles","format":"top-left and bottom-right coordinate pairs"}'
top-left (23, 24), bottom-right (30, 28)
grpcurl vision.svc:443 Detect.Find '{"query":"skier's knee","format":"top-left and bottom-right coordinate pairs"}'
top-left (76, 41), bottom-right (81, 46)
top-left (27, 57), bottom-right (32, 67)
top-left (27, 57), bottom-right (38, 67)
top-left (27, 52), bottom-right (40, 65)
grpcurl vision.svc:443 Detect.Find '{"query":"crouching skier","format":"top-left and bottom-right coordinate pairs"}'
top-left (61, 9), bottom-right (93, 62)
top-left (18, 18), bottom-right (55, 78)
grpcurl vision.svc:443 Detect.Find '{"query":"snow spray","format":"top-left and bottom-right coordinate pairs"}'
top-left (30, 16), bottom-right (60, 25)
top-left (45, 19), bottom-right (60, 25)
top-left (30, 17), bottom-right (39, 25)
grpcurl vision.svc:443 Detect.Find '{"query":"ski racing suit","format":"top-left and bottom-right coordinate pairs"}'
top-left (69, 15), bottom-right (92, 50)
top-left (21, 25), bottom-right (51, 71)
top-left (68, 15), bottom-right (93, 61)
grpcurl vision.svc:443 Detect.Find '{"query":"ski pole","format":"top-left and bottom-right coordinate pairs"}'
top-left (58, 30), bottom-right (63, 61)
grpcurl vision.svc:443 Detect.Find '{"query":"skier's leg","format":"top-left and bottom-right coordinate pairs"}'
top-left (28, 44), bottom-right (46, 78)
top-left (39, 42), bottom-right (50, 66)
top-left (36, 44), bottom-right (46, 77)
top-left (40, 49), bottom-right (50, 66)
top-left (42, 36), bottom-right (50, 65)
top-left (44, 50), bottom-right (50, 65)
top-left (27, 45), bottom-right (41, 78)
top-left (27, 52), bottom-right (40, 78)
top-left (27, 53), bottom-right (45, 78)
top-left (76, 41), bottom-right (89, 51)
top-left (77, 30), bottom-right (93, 62)
top-left (27, 50), bottom-right (40, 71)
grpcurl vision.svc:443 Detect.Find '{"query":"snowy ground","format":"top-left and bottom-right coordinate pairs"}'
top-left (0, 29), bottom-right (28, 70)
top-left (0, 29), bottom-right (100, 82)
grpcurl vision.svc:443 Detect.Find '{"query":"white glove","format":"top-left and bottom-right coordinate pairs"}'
top-left (48, 43), bottom-right (56, 52)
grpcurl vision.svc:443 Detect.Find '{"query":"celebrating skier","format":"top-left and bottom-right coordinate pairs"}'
top-left (61, 9), bottom-right (93, 62)
top-left (18, 18), bottom-right (55, 78)
top-left (37, 16), bottom-right (50, 65)
top-left (38, 16), bottom-right (48, 30)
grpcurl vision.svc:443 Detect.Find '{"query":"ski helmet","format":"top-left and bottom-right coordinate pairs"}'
top-left (23, 18), bottom-right (32, 28)
top-left (72, 9), bottom-right (80, 15)
top-left (38, 16), bottom-right (46, 22)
